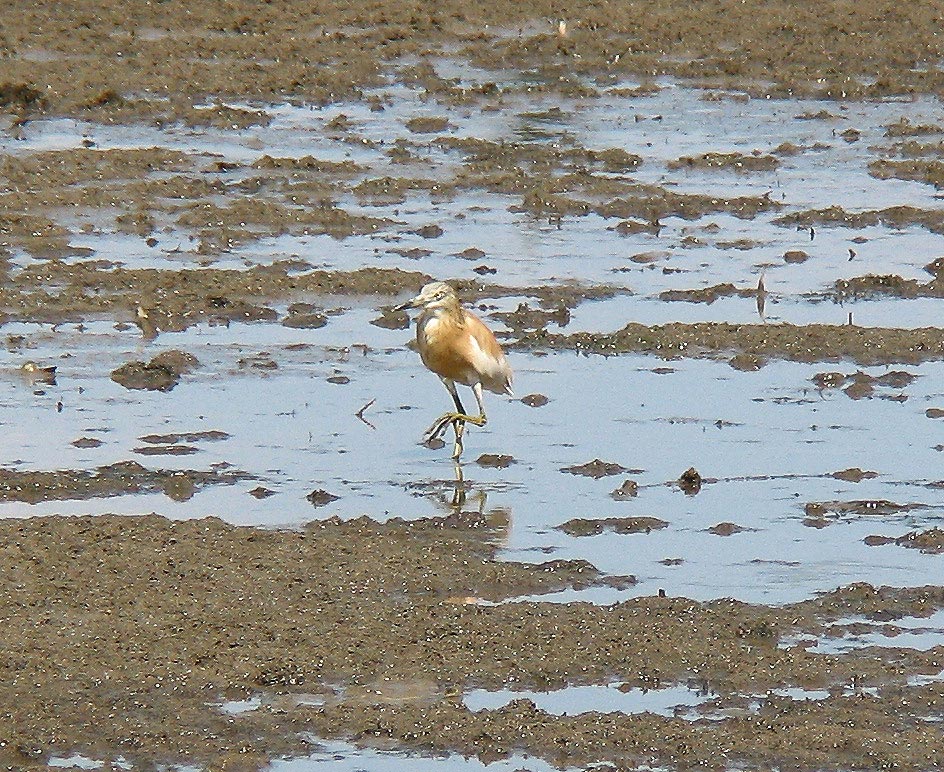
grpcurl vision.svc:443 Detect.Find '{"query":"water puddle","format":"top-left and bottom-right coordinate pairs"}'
top-left (268, 741), bottom-right (595, 772)
top-left (2, 312), bottom-right (943, 602)
top-left (464, 682), bottom-right (708, 717)
top-left (4, 65), bottom-right (944, 327)
top-left (48, 757), bottom-right (106, 770)
top-left (783, 609), bottom-right (944, 653)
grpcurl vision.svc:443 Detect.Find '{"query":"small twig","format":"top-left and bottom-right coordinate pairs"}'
top-left (355, 398), bottom-right (376, 429)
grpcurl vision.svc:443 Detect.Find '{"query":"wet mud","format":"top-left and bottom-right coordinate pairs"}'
top-left (558, 516), bottom-right (668, 536)
top-left (865, 528), bottom-right (944, 554)
top-left (0, 462), bottom-right (247, 504)
top-left (518, 323), bottom-right (944, 365)
top-left (560, 459), bottom-right (631, 478)
top-left (1, 516), bottom-right (943, 772)
top-left (111, 350), bottom-right (199, 392)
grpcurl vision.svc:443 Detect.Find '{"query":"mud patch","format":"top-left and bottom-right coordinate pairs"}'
top-left (0, 462), bottom-right (247, 503)
top-left (812, 370), bottom-right (915, 400)
top-left (707, 522), bottom-right (755, 536)
top-left (560, 459), bottom-right (630, 478)
top-left (865, 528), bottom-right (944, 554)
top-left (667, 152), bottom-right (779, 173)
top-left (307, 489), bottom-right (341, 508)
top-left (869, 159), bottom-right (944, 189)
top-left (134, 444), bottom-right (199, 456)
top-left (516, 324), bottom-right (944, 366)
top-left (475, 454), bottom-right (516, 468)
top-left (610, 479), bottom-right (639, 500)
top-left (831, 468), bottom-right (879, 483)
top-left (831, 274), bottom-right (944, 301)
top-left (1, 516), bottom-right (943, 771)
top-left (110, 350), bottom-right (198, 392)
top-left (660, 283), bottom-right (756, 304)
top-left (71, 437), bottom-right (103, 449)
top-left (139, 430), bottom-right (230, 444)
top-left (804, 500), bottom-right (925, 518)
top-left (777, 207), bottom-right (944, 236)
top-left (558, 516), bottom-right (668, 536)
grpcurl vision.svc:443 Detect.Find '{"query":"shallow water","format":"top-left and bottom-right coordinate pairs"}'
top-left (3, 308), bottom-right (943, 604)
top-left (783, 608), bottom-right (944, 653)
top-left (464, 682), bottom-right (708, 717)
top-left (267, 743), bottom-right (598, 772)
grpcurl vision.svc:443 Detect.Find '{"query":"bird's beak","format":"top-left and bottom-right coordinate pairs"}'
top-left (392, 295), bottom-right (420, 312)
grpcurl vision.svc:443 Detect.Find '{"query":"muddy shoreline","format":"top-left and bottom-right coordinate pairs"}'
top-left (4, 0), bottom-right (944, 119)
top-left (1, 514), bottom-right (942, 771)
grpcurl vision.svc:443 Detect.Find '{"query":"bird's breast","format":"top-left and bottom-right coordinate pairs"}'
top-left (416, 310), bottom-right (512, 393)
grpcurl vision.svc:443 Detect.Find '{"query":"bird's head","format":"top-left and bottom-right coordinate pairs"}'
top-left (393, 281), bottom-right (459, 312)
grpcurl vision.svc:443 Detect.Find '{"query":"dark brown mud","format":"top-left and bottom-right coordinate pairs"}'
top-left (804, 500), bottom-right (925, 518)
top-left (667, 151), bottom-right (780, 172)
top-left (1, 263), bottom-right (430, 327)
top-left (111, 350), bottom-right (199, 392)
top-left (865, 528), bottom-right (944, 554)
top-left (3, 0), bottom-right (944, 119)
top-left (560, 459), bottom-right (631, 478)
top-left (515, 322), bottom-right (944, 365)
top-left (558, 516), bottom-right (668, 536)
top-left (1, 515), bottom-right (942, 772)
top-left (659, 283), bottom-right (756, 304)
top-left (812, 369), bottom-right (916, 400)
top-left (0, 462), bottom-right (248, 503)
top-left (776, 206), bottom-right (944, 235)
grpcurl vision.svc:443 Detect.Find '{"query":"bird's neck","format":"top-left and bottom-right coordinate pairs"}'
top-left (421, 302), bottom-right (465, 327)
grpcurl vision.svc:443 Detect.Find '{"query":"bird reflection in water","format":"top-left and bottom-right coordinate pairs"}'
top-left (410, 461), bottom-right (511, 545)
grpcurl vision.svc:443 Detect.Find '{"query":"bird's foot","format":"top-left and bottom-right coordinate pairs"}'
top-left (423, 412), bottom-right (486, 444)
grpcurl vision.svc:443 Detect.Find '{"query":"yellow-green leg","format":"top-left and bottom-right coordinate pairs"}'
top-left (424, 381), bottom-right (488, 459)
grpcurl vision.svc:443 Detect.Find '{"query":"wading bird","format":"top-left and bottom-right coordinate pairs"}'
top-left (394, 282), bottom-right (513, 460)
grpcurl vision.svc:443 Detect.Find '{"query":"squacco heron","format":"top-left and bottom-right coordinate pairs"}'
top-left (395, 282), bottom-right (514, 459)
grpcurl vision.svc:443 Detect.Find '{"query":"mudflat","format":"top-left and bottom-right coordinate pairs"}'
top-left (2, 1), bottom-right (944, 770)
